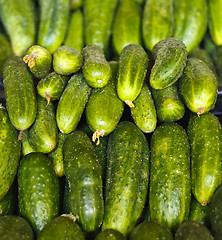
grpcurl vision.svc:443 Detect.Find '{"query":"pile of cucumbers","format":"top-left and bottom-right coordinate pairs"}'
top-left (1, 0), bottom-right (222, 239)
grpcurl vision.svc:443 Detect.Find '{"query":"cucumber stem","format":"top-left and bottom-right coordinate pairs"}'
top-left (18, 130), bottom-right (24, 141)
top-left (92, 130), bottom-right (105, 145)
top-left (23, 53), bottom-right (37, 68)
top-left (197, 107), bottom-right (206, 115)
top-left (61, 213), bottom-right (78, 222)
top-left (44, 92), bottom-right (51, 107)
top-left (201, 201), bottom-right (207, 206)
top-left (125, 100), bottom-right (135, 108)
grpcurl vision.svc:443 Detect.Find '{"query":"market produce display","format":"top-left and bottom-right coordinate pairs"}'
top-left (0, 0), bottom-right (222, 239)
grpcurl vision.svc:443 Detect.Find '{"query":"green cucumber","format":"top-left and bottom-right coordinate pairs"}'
top-left (112, 0), bottom-right (142, 56)
top-left (53, 45), bottom-right (83, 75)
top-left (0, 0), bottom-right (35, 56)
top-left (212, 45), bottom-right (222, 86)
top-left (0, 33), bottom-right (12, 76)
top-left (21, 130), bottom-right (36, 156)
top-left (56, 73), bottom-right (91, 134)
top-left (151, 82), bottom-right (185, 122)
top-left (131, 83), bottom-right (157, 132)
top-left (129, 221), bottom-right (173, 240)
top-left (0, 185), bottom-right (15, 216)
top-left (0, 215), bottom-right (34, 240)
top-left (95, 229), bottom-right (126, 240)
top-left (71, 0), bottom-right (82, 10)
top-left (149, 123), bottom-right (191, 232)
top-left (102, 121), bottom-right (149, 237)
top-left (63, 131), bottom-right (104, 232)
top-left (0, 105), bottom-right (21, 201)
top-left (3, 56), bottom-right (37, 138)
top-left (37, 0), bottom-right (70, 54)
top-left (82, 44), bottom-right (111, 88)
top-left (173, 0), bottom-right (207, 53)
top-left (85, 61), bottom-right (124, 145)
top-left (187, 113), bottom-right (222, 206)
top-left (150, 38), bottom-right (187, 90)
top-left (117, 44), bottom-right (148, 107)
top-left (18, 152), bottom-right (59, 233)
top-left (179, 58), bottom-right (218, 115)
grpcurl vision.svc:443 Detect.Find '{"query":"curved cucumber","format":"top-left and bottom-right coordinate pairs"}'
top-left (95, 229), bottom-right (126, 240)
top-left (0, 33), bottom-right (12, 76)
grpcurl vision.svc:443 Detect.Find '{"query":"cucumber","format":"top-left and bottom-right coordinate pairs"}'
top-left (173, 0), bottom-right (207, 53)
top-left (0, 215), bottom-right (34, 240)
top-left (21, 130), bottom-right (36, 156)
top-left (151, 82), bottom-right (185, 122)
top-left (149, 123), bottom-right (191, 232)
top-left (0, 185), bottom-right (15, 216)
top-left (82, 44), bottom-right (111, 88)
top-left (95, 229), bottom-right (126, 240)
top-left (3, 56), bottom-right (37, 139)
top-left (142, 0), bottom-right (173, 51)
top-left (37, 0), bottom-right (70, 54)
top-left (131, 83), bottom-right (157, 132)
top-left (129, 221), bottom-right (173, 240)
top-left (85, 61), bottom-right (124, 145)
top-left (0, 33), bottom-right (12, 76)
top-left (117, 44), bottom-right (148, 107)
top-left (56, 73), bottom-right (91, 134)
top-left (38, 215), bottom-right (85, 240)
top-left (102, 121), bottom-right (149, 237)
top-left (0, 105), bottom-right (21, 201)
top-left (212, 45), bottom-right (222, 86)
top-left (179, 58), bottom-right (218, 115)
top-left (112, 0), bottom-right (142, 56)
top-left (18, 152), bottom-right (59, 233)
top-left (71, 0), bottom-right (82, 10)
top-left (187, 113), bottom-right (222, 206)
top-left (150, 38), bottom-right (187, 90)
top-left (0, 0), bottom-right (35, 56)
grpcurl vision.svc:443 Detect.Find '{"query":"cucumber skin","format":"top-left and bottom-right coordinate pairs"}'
top-left (95, 229), bottom-right (126, 240)
top-left (22, 130), bottom-right (36, 156)
top-left (102, 121), bottom-right (149, 237)
top-left (0, 33), bottom-right (12, 76)
top-left (63, 131), bottom-right (104, 232)
top-left (18, 152), bottom-right (59, 234)
top-left (187, 113), bottom-right (222, 205)
top-left (149, 123), bottom-right (191, 232)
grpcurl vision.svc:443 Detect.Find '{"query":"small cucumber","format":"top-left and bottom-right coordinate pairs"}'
top-left (95, 229), bottom-right (126, 240)
top-left (0, 33), bottom-right (12, 76)
top-left (21, 130), bottom-right (36, 156)
top-left (82, 44), bottom-right (111, 88)
top-left (117, 44), bottom-right (148, 107)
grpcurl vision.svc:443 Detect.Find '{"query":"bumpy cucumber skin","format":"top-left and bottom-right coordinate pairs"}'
top-left (142, 0), bottom-right (173, 51)
top-left (63, 131), bottom-right (104, 232)
top-left (150, 38), bottom-right (187, 90)
top-left (22, 130), bottom-right (36, 156)
top-left (0, 185), bottom-right (15, 216)
top-left (56, 73), bottom-right (91, 134)
top-left (102, 121), bottom-right (149, 237)
top-left (179, 58), bottom-right (218, 115)
top-left (187, 113), bottom-right (222, 206)
top-left (0, 0), bottom-right (35, 56)
top-left (82, 44), bottom-right (111, 88)
top-left (37, 0), bottom-right (70, 54)
top-left (112, 0), bottom-right (142, 56)
top-left (18, 152), bottom-right (59, 233)
top-left (131, 83), bottom-right (157, 132)
top-left (0, 215), bottom-right (34, 240)
top-left (0, 106), bottom-right (21, 201)
top-left (95, 229), bottom-right (126, 240)
top-left (0, 33), bottom-right (12, 75)
top-left (151, 82), bottom-right (185, 122)
top-left (173, 0), bottom-right (207, 53)
top-left (117, 44), bottom-right (148, 104)
top-left (149, 123), bottom-right (191, 232)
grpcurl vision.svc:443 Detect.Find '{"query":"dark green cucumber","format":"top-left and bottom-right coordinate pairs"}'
top-left (112, 0), bottom-right (142, 56)
top-left (18, 152), bottom-right (59, 233)
top-left (131, 83), bottom-right (157, 132)
top-left (3, 56), bottom-right (37, 138)
top-left (212, 45), bottom-right (222, 86)
top-left (28, 96), bottom-right (58, 154)
top-left (117, 44), bottom-right (148, 107)
top-left (175, 221), bottom-right (214, 240)
top-left (37, 0), bottom-right (70, 53)
top-left (64, 9), bottom-right (83, 51)
top-left (82, 44), bottom-right (111, 88)
top-left (179, 58), bottom-right (218, 115)
top-left (0, 215), bottom-right (34, 240)
top-left (151, 82), bottom-right (185, 122)
top-left (173, 0), bottom-right (207, 53)
top-left (21, 130), bottom-right (36, 156)
top-left (38, 215), bottom-right (85, 240)
top-left (150, 38), bottom-right (188, 90)
top-left (23, 45), bottom-right (52, 79)
top-left (102, 121), bottom-right (149, 237)
top-left (0, 185), bottom-right (15, 216)
top-left (149, 123), bottom-right (191, 232)
top-left (56, 73), bottom-right (91, 134)
top-left (71, 0), bottom-right (82, 10)
top-left (0, 33), bottom-right (12, 76)
top-left (95, 229), bottom-right (126, 240)
top-left (86, 61), bottom-right (124, 145)
top-left (142, 0), bottom-right (173, 51)
top-left (187, 113), bottom-right (222, 206)
top-left (0, 105), bottom-right (21, 201)
top-left (63, 131), bottom-right (104, 232)
top-left (53, 45), bottom-right (83, 75)
top-left (203, 30), bottom-right (217, 56)
top-left (129, 221), bottom-right (173, 240)
top-left (0, 0), bottom-right (35, 56)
